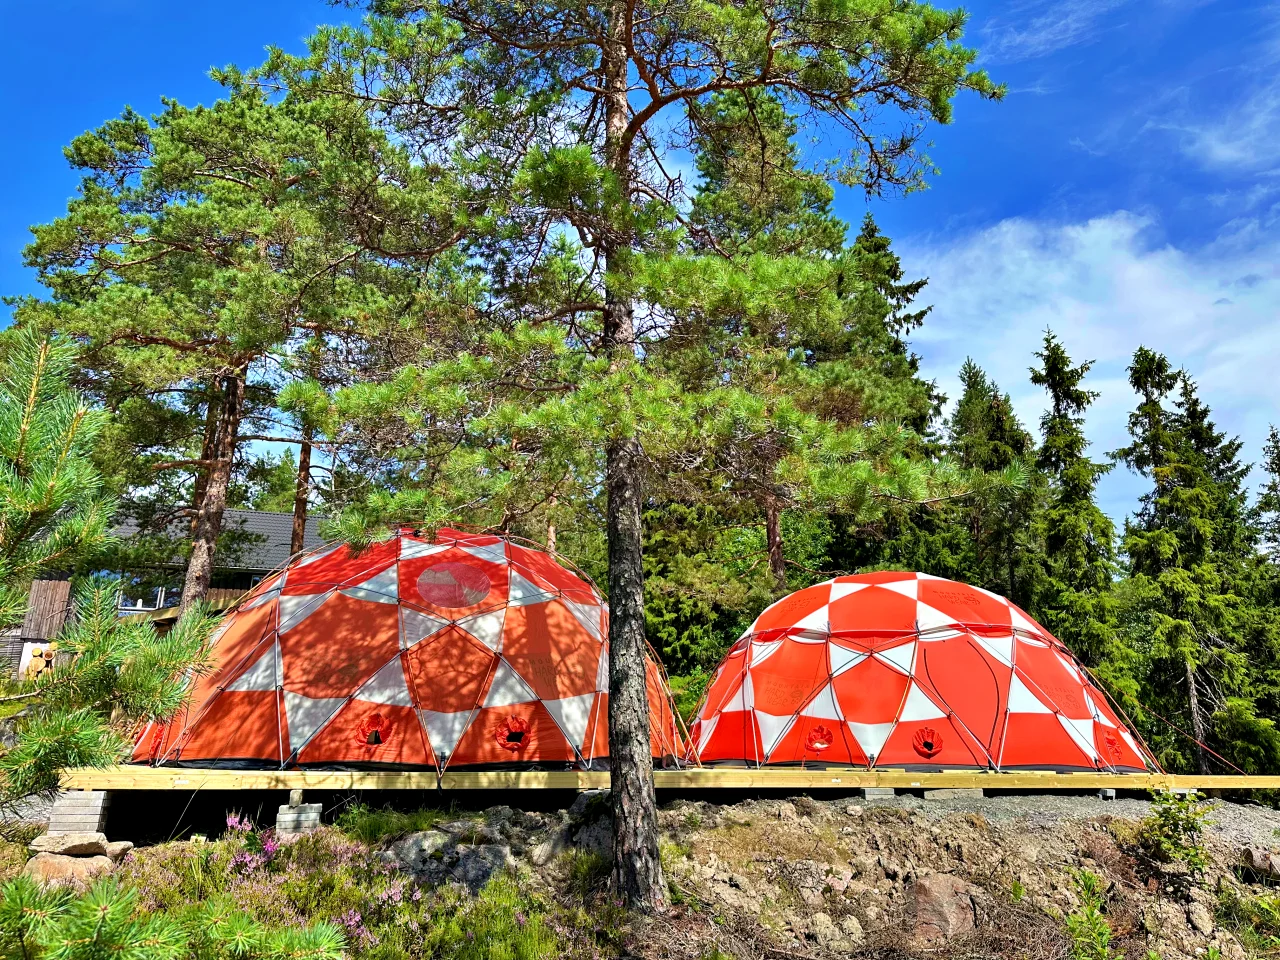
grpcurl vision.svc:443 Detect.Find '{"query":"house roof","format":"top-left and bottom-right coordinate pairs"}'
top-left (116, 509), bottom-right (328, 574)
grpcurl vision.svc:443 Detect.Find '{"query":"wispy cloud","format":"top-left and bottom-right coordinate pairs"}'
top-left (900, 212), bottom-right (1280, 519)
top-left (979, 0), bottom-right (1129, 63)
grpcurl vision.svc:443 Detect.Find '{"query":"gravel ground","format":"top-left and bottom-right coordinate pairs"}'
top-left (852, 791), bottom-right (1280, 849)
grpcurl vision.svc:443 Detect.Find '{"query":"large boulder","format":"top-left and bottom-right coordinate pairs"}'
top-left (451, 844), bottom-right (515, 891)
top-left (29, 832), bottom-right (110, 857)
top-left (385, 830), bottom-right (452, 877)
top-left (911, 873), bottom-right (976, 943)
top-left (24, 853), bottom-right (114, 889)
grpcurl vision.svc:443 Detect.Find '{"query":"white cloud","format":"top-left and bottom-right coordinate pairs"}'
top-left (980, 0), bottom-right (1128, 62)
top-left (900, 212), bottom-right (1280, 520)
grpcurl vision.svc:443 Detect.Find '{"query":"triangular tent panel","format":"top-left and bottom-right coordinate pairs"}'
top-left (133, 528), bottom-right (683, 770)
top-left (689, 571), bottom-right (1156, 772)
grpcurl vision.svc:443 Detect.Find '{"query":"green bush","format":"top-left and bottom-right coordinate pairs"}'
top-left (1065, 869), bottom-right (1116, 960)
top-left (0, 875), bottom-right (346, 960)
top-left (1217, 887), bottom-right (1280, 953)
top-left (1137, 790), bottom-right (1215, 875)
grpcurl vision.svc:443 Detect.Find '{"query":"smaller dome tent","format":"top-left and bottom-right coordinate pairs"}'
top-left (689, 572), bottom-right (1154, 772)
top-left (134, 528), bottom-right (682, 770)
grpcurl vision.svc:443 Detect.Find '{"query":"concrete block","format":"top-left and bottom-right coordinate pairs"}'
top-left (923, 788), bottom-right (984, 800)
top-left (1097, 788), bottom-right (1117, 801)
top-left (48, 791), bottom-right (109, 833)
top-left (856, 787), bottom-right (895, 798)
top-left (276, 802), bottom-right (323, 835)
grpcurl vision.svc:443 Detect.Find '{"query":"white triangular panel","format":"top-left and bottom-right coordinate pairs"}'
top-left (341, 565), bottom-right (400, 603)
top-left (848, 721), bottom-right (895, 761)
top-left (401, 608), bottom-right (451, 649)
top-left (1010, 605), bottom-right (1041, 635)
top-left (284, 691), bottom-right (346, 753)
top-left (1058, 715), bottom-right (1100, 761)
top-left (1008, 673), bottom-right (1052, 713)
top-left (879, 578), bottom-right (919, 599)
top-left (401, 540), bottom-right (450, 560)
top-left (295, 545), bottom-right (341, 568)
top-left (792, 605), bottom-right (829, 633)
top-left (460, 540), bottom-right (507, 565)
top-left (975, 633), bottom-right (1015, 666)
top-left (1120, 729), bottom-right (1142, 760)
top-left (800, 683), bottom-right (843, 721)
top-left (543, 693), bottom-right (595, 749)
top-left (353, 657), bottom-right (413, 707)
top-left (899, 682), bottom-right (947, 721)
top-left (418, 709), bottom-right (472, 760)
top-left (564, 599), bottom-right (604, 641)
top-left (508, 570), bottom-right (553, 607)
top-left (876, 641), bottom-right (916, 675)
top-left (917, 573), bottom-right (946, 580)
top-left (457, 608), bottom-right (506, 652)
top-left (483, 660), bottom-right (537, 707)
top-left (724, 672), bottom-right (754, 713)
top-left (1085, 691), bottom-right (1116, 726)
top-left (750, 640), bottom-right (783, 667)
top-left (227, 644), bottom-right (278, 692)
top-left (595, 647), bottom-right (609, 692)
top-left (915, 602), bottom-right (958, 632)
top-left (829, 582), bottom-right (871, 602)
top-left (755, 710), bottom-right (794, 757)
top-left (1055, 651), bottom-right (1083, 681)
top-left (697, 715), bottom-right (720, 753)
top-left (278, 591), bottom-right (331, 632)
top-left (829, 643), bottom-right (866, 677)
top-left (243, 580), bottom-right (283, 610)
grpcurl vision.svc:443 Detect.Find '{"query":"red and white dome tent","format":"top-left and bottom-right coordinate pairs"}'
top-left (688, 571), bottom-right (1158, 772)
top-left (133, 528), bottom-right (684, 771)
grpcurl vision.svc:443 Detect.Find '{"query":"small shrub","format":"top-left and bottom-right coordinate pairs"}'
top-left (564, 849), bottom-right (611, 899)
top-left (1065, 869), bottom-right (1116, 960)
top-left (1137, 791), bottom-right (1215, 875)
top-left (1217, 886), bottom-right (1280, 952)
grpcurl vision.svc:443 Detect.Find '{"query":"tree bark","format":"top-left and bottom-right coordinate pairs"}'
top-left (764, 497), bottom-right (786, 592)
top-left (291, 428), bottom-right (312, 556)
top-left (601, 0), bottom-right (665, 913)
top-left (546, 494), bottom-right (557, 558)
top-left (181, 373), bottom-right (245, 610)
top-left (189, 381), bottom-right (222, 537)
top-left (1185, 659), bottom-right (1211, 775)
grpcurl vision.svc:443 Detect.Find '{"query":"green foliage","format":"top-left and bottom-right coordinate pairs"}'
top-left (1137, 791), bottom-right (1215, 875)
top-left (0, 327), bottom-right (113, 627)
top-left (563, 850), bottom-right (611, 900)
top-left (0, 874), bottom-right (346, 960)
top-left (1065, 869), bottom-right (1116, 960)
top-left (1217, 886), bottom-right (1280, 953)
top-left (116, 823), bottom-right (575, 960)
top-left (333, 803), bottom-right (471, 846)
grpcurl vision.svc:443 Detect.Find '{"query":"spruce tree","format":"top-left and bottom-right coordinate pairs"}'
top-left (1114, 350), bottom-right (1257, 774)
top-left (1029, 332), bottom-right (1115, 664)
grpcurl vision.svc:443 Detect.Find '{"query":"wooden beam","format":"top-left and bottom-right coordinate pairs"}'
top-left (58, 765), bottom-right (1280, 792)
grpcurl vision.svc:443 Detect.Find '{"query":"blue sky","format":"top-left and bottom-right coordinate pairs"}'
top-left (2, 0), bottom-right (1277, 522)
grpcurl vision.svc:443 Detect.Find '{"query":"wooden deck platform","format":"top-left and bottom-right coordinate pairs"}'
top-left (58, 765), bottom-right (1280, 793)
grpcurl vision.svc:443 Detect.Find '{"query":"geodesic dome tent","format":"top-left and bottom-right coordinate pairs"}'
top-left (689, 571), bottom-right (1155, 772)
top-left (133, 528), bottom-right (683, 770)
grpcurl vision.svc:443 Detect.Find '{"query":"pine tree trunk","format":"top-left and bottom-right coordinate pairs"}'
top-left (181, 373), bottom-right (245, 610)
top-left (765, 497), bottom-right (787, 592)
top-left (601, 0), bottom-right (665, 913)
top-left (291, 429), bottom-right (312, 556)
top-left (1185, 659), bottom-right (1211, 775)
top-left (189, 381), bottom-right (222, 537)
top-left (546, 494), bottom-right (557, 558)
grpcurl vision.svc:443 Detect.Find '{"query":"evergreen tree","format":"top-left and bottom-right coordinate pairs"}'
top-left (1114, 350), bottom-right (1259, 774)
top-left (0, 329), bottom-right (113, 627)
top-left (1028, 331), bottom-right (1115, 664)
top-left (1257, 425), bottom-right (1280, 558)
top-left (0, 332), bottom-right (213, 821)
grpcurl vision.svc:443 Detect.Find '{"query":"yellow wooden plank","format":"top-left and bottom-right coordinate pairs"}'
top-left (58, 765), bottom-right (1280, 792)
